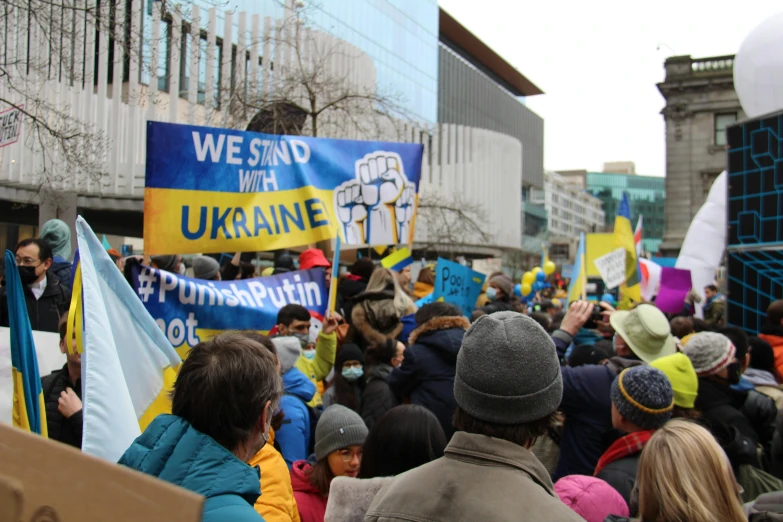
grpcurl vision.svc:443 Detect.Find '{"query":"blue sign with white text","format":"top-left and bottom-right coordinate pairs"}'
top-left (432, 258), bottom-right (486, 317)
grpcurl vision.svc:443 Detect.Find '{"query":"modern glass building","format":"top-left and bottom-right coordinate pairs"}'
top-left (175, 0), bottom-right (440, 124)
top-left (585, 172), bottom-right (666, 254)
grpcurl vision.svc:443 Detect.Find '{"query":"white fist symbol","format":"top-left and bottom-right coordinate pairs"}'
top-left (334, 151), bottom-right (414, 245)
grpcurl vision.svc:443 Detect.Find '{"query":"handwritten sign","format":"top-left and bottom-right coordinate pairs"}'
top-left (432, 258), bottom-right (486, 317)
top-left (593, 248), bottom-right (626, 290)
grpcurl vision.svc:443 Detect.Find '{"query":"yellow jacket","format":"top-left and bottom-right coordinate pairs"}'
top-left (294, 331), bottom-right (336, 407)
top-left (248, 430), bottom-right (301, 522)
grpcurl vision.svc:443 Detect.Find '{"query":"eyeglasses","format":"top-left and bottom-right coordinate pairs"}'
top-left (337, 448), bottom-right (362, 462)
top-left (15, 256), bottom-right (41, 266)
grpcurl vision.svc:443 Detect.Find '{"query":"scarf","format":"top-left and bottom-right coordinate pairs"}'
top-left (594, 430), bottom-right (655, 476)
top-left (706, 292), bottom-right (723, 308)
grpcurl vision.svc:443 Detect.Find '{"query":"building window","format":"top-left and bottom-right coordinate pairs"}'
top-left (714, 112), bottom-right (737, 146)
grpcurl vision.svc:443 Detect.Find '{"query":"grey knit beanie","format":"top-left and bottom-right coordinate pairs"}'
top-left (272, 337), bottom-right (302, 375)
top-left (489, 274), bottom-right (514, 297)
top-left (454, 311), bottom-right (563, 424)
top-left (315, 405), bottom-right (368, 460)
top-left (682, 331), bottom-right (736, 376)
top-left (611, 366), bottom-right (674, 430)
top-left (151, 255), bottom-right (177, 272)
top-left (193, 255), bottom-right (220, 280)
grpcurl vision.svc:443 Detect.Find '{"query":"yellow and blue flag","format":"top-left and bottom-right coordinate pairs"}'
top-left (69, 217), bottom-right (181, 462)
top-left (5, 250), bottom-right (47, 436)
top-left (541, 244), bottom-right (550, 269)
top-left (567, 233), bottom-right (586, 303)
top-left (614, 193), bottom-right (641, 308)
top-left (381, 247), bottom-right (413, 272)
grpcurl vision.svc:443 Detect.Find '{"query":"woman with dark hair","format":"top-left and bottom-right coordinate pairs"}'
top-left (291, 405), bottom-right (368, 522)
top-left (324, 405), bottom-right (447, 522)
top-left (322, 344), bottom-right (365, 412)
top-left (360, 340), bottom-right (402, 429)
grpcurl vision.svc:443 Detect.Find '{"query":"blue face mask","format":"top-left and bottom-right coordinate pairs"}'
top-left (486, 287), bottom-right (498, 301)
top-left (302, 349), bottom-right (316, 360)
top-left (342, 366), bottom-right (364, 382)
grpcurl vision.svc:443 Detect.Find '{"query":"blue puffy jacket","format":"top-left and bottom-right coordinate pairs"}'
top-left (119, 414), bottom-right (264, 522)
top-left (388, 316), bottom-right (469, 439)
top-left (275, 367), bottom-right (316, 468)
top-left (551, 330), bottom-right (641, 481)
top-left (50, 256), bottom-right (73, 292)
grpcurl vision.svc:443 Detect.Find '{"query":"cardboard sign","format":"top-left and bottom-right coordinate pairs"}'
top-left (593, 248), bottom-right (626, 290)
top-left (432, 258), bottom-right (485, 317)
top-left (0, 423), bottom-right (203, 522)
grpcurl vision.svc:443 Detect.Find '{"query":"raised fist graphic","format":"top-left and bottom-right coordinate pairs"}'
top-left (334, 151), bottom-right (416, 245)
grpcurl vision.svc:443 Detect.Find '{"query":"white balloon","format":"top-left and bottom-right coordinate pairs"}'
top-left (734, 11), bottom-right (783, 118)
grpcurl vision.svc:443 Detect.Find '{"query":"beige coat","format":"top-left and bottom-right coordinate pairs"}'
top-left (365, 432), bottom-right (584, 522)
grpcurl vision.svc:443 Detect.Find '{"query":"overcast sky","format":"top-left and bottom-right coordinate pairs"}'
top-left (438, 0), bottom-right (783, 177)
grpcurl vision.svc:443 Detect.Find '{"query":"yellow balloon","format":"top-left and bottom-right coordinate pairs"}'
top-left (532, 267), bottom-right (542, 275)
top-left (543, 260), bottom-right (556, 276)
top-left (521, 283), bottom-right (532, 296)
top-left (522, 272), bottom-right (534, 285)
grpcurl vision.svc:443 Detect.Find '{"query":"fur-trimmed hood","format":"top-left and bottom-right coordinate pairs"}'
top-left (324, 476), bottom-right (394, 522)
top-left (351, 295), bottom-right (404, 347)
top-left (408, 316), bottom-right (469, 345)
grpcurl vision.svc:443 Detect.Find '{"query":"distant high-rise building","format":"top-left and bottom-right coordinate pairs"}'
top-left (657, 54), bottom-right (744, 256)
top-left (602, 161), bottom-right (636, 175)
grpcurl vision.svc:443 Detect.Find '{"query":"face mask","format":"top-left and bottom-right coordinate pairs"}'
top-left (486, 287), bottom-right (497, 301)
top-left (292, 332), bottom-right (309, 349)
top-left (302, 349), bottom-right (316, 360)
top-left (18, 265), bottom-right (40, 285)
top-left (178, 264), bottom-right (187, 276)
top-left (342, 366), bottom-right (363, 382)
top-left (727, 362), bottom-right (742, 385)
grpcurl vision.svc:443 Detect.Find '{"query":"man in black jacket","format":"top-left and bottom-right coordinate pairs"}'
top-left (0, 238), bottom-right (71, 332)
top-left (41, 314), bottom-right (83, 448)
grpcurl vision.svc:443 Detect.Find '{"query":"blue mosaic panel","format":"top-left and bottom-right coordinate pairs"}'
top-left (727, 250), bottom-right (783, 334)
top-left (727, 112), bottom-right (783, 247)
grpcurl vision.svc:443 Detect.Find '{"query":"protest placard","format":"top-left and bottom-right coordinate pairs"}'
top-left (432, 258), bottom-right (485, 317)
top-left (144, 121), bottom-right (424, 254)
top-left (129, 265), bottom-right (327, 358)
top-left (593, 248), bottom-right (627, 290)
top-left (655, 267), bottom-right (693, 314)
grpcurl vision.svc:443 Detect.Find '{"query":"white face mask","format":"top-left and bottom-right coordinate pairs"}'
top-left (178, 263), bottom-right (187, 276)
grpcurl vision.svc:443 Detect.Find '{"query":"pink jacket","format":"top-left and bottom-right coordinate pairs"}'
top-left (291, 461), bottom-right (328, 522)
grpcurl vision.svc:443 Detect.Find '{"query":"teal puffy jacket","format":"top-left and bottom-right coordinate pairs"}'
top-left (119, 414), bottom-right (265, 522)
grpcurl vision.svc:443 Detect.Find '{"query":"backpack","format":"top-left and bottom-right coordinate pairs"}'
top-left (737, 464), bottom-right (783, 503)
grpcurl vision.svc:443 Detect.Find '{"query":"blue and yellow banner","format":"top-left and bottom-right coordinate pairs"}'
top-left (144, 122), bottom-right (424, 254)
top-left (4, 250), bottom-right (47, 436)
top-left (381, 247), bottom-right (413, 272)
top-left (129, 264), bottom-right (328, 359)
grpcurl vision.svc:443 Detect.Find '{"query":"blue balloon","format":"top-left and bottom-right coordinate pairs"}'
top-left (601, 293), bottom-right (616, 305)
top-left (532, 281), bottom-right (543, 291)
top-left (536, 271), bottom-right (546, 282)
top-left (513, 283), bottom-right (523, 298)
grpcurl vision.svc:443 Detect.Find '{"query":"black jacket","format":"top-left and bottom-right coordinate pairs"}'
top-left (596, 454), bottom-right (638, 514)
top-left (388, 316), bottom-right (469, 439)
top-left (478, 299), bottom-right (517, 315)
top-left (360, 363), bottom-right (398, 429)
top-left (41, 364), bottom-right (82, 449)
top-left (0, 271), bottom-right (71, 332)
top-left (336, 276), bottom-right (368, 324)
top-left (696, 378), bottom-right (777, 454)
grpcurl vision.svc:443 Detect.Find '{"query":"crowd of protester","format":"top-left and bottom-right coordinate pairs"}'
top-left (8, 225), bottom-right (783, 521)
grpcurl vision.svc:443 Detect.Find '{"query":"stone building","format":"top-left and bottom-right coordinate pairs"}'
top-left (657, 54), bottom-right (744, 256)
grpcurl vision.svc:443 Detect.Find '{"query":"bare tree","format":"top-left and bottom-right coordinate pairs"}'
top-left (214, 0), bottom-right (408, 141)
top-left (0, 0), bottom-right (223, 196)
top-left (414, 190), bottom-right (494, 259)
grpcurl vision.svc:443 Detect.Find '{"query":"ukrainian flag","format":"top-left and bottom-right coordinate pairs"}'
top-left (381, 247), bottom-right (413, 272)
top-left (5, 250), bottom-right (47, 436)
top-left (68, 217), bottom-right (181, 462)
top-left (614, 193), bottom-right (641, 308)
top-left (567, 233), bottom-right (586, 303)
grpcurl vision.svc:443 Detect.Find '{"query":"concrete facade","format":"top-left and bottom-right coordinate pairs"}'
top-left (657, 54), bottom-right (744, 256)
